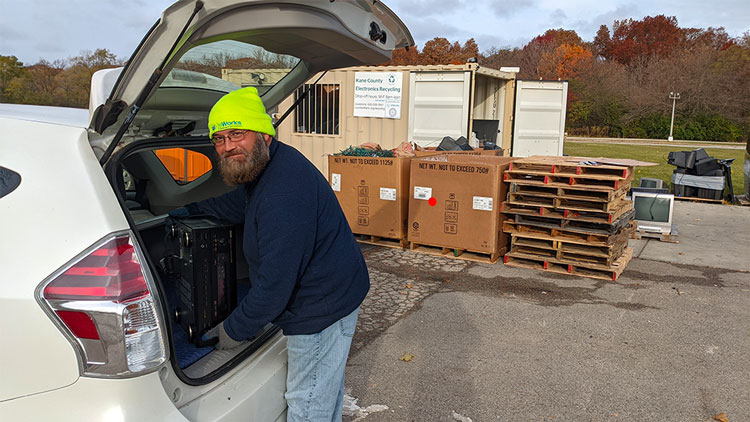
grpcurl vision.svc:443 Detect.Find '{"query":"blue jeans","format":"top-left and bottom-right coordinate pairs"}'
top-left (285, 307), bottom-right (359, 422)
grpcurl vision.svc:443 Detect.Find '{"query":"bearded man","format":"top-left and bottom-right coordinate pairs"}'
top-left (171, 87), bottom-right (369, 422)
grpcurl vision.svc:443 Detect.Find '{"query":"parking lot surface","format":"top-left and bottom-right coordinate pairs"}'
top-left (345, 201), bottom-right (750, 421)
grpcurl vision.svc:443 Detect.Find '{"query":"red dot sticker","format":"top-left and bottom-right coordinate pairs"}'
top-left (428, 197), bottom-right (437, 207)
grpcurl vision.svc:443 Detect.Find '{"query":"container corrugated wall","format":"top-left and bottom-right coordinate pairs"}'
top-left (276, 68), bottom-right (411, 176)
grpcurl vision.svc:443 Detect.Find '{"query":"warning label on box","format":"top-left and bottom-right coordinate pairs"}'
top-left (472, 196), bottom-right (493, 211)
top-left (413, 186), bottom-right (432, 200)
top-left (380, 187), bottom-right (397, 201)
top-left (331, 173), bottom-right (341, 192)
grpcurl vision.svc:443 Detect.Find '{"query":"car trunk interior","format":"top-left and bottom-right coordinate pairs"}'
top-left (106, 139), bottom-right (279, 383)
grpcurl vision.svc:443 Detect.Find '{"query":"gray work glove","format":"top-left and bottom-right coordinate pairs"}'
top-left (202, 321), bottom-right (245, 350)
top-left (168, 207), bottom-right (191, 217)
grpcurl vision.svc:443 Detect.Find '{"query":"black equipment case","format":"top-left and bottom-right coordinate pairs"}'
top-left (171, 217), bottom-right (238, 346)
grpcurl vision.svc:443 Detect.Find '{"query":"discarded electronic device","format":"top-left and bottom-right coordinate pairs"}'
top-left (631, 192), bottom-right (675, 235)
top-left (437, 135), bottom-right (473, 151)
top-left (667, 147), bottom-right (737, 201)
top-left (168, 217), bottom-right (238, 346)
top-left (639, 177), bottom-right (665, 189)
top-left (630, 187), bottom-right (670, 196)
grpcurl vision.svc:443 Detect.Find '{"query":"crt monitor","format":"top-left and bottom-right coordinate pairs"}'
top-left (632, 192), bottom-right (674, 234)
top-left (639, 177), bottom-right (665, 189)
top-left (472, 119), bottom-right (499, 143)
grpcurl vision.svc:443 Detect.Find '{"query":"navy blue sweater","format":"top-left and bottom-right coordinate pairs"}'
top-left (187, 139), bottom-right (369, 338)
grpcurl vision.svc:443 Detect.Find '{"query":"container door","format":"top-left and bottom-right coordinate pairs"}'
top-left (408, 71), bottom-right (471, 147)
top-left (511, 80), bottom-right (568, 157)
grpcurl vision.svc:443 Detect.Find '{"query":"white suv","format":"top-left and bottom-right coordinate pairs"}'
top-left (0, 1), bottom-right (412, 420)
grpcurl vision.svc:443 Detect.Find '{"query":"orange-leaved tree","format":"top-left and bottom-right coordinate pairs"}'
top-left (380, 45), bottom-right (421, 66)
top-left (539, 44), bottom-right (593, 80)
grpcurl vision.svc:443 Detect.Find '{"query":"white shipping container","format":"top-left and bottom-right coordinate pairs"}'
top-left (511, 80), bottom-right (569, 157)
top-left (252, 64), bottom-right (567, 175)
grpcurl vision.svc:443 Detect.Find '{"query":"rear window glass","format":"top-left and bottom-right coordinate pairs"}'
top-left (155, 148), bottom-right (212, 183)
top-left (0, 166), bottom-right (21, 199)
top-left (163, 40), bottom-right (301, 96)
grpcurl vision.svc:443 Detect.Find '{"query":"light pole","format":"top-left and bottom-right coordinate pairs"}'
top-left (668, 91), bottom-right (680, 141)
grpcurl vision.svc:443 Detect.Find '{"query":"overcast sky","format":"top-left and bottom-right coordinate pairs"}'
top-left (1, 0), bottom-right (748, 65)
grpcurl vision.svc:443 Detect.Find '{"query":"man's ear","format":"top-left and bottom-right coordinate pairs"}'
top-left (263, 133), bottom-right (273, 146)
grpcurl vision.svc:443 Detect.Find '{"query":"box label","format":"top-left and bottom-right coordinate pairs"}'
top-left (472, 196), bottom-right (493, 211)
top-left (380, 187), bottom-right (397, 201)
top-left (331, 173), bottom-right (341, 192)
top-left (414, 186), bottom-right (432, 200)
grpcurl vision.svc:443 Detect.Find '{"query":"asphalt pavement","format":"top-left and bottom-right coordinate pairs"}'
top-left (345, 201), bottom-right (750, 421)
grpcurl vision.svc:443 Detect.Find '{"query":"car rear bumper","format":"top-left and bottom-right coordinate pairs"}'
top-left (0, 371), bottom-right (187, 421)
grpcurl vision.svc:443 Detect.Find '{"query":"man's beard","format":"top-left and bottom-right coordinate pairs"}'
top-left (218, 134), bottom-right (271, 185)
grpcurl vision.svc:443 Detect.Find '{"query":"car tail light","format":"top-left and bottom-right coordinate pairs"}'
top-left (38, 232), bottom-right (168, 377)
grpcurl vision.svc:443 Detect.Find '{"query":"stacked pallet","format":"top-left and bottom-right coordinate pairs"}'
top-left (500, 157), bottom-right (636, 281)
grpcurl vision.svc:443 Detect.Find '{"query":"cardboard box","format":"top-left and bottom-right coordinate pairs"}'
top-left (407, 154), bottom-right (514, 258)
top-left (328, 155), bottom-right (410, 240)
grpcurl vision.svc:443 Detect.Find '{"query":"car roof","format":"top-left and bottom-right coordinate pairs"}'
top-left (0, 104), bottom-right (89, 128)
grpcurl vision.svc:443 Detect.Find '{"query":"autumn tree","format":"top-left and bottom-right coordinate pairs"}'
top-left (380, 46), bottom-right (420, 66)
top-left (419, 37), bottom-right (452, 65)
top-left (414, 37), bottom-right (480, 65)
top-left (593, 25), bottom-right (611, 59)
top-left (478, 20), bottom-right (749, 140)
top-left (604, 15), bottom-right (685, 65)
top-left (479, 46), bottom-right (523, 70)
top-left (538, 44), bottom-right (593, 79)
top-left (4, 60), bottom-right (65, 105)
top-left (529, 29), bottom-right (584, 48)
top-left (448, 38), bottom-right (479, 64)
top-left (3, 49), bottom-right (120, 108)
top-left (684, 27), bottom-right (734, 50)
top-left (520, 29), bottom-right (584, 78)
top-left (565, 59), bottom-right (629, 136)
top-left (55, 49), bottom-right (121, 107)
top-left (0, 55), bottom-right (26, 102)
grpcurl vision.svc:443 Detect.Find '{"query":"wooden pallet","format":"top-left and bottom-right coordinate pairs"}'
top-left (354, 234), bottom-right (408, 249)
top-left (508, 181), bottom-right (629, 202)
top-left (504, 220), bottom-right (633, 246)
top-left (509, 156), bottom-right (633, 177)
top-left (500, 198), bottom-right (633, 224)
top-left (555, 196), bottom-right (626, 213)
top-left (504, 171), bottom-right (632, 191)
top-left (511, 210), bottom-right (636, 235)
top-left (505, 189), bottom-right (629, 214)
top-left (508, 160), bottom-right (633, 179)
top-left (409, 242), bottom-right (503, 264)
top-left (509, 235), bottom-right (627, 267)
top-left (630, 225), bottom-right (680, 243)
top-left (507, 192), bottom-right (555, 207)
top-left (560, 186), bottom-right (628, 202)
top-left (508, 186), bottom-right (629, 209)
top-left (504, 247), bottom-right (634, 281)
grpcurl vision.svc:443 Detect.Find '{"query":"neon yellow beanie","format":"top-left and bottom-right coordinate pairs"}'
top-left (208, 87), bottom-right (276, 138)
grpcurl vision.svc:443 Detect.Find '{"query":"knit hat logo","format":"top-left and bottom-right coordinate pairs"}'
top-left (208, 87), bottom-right (275, 138)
